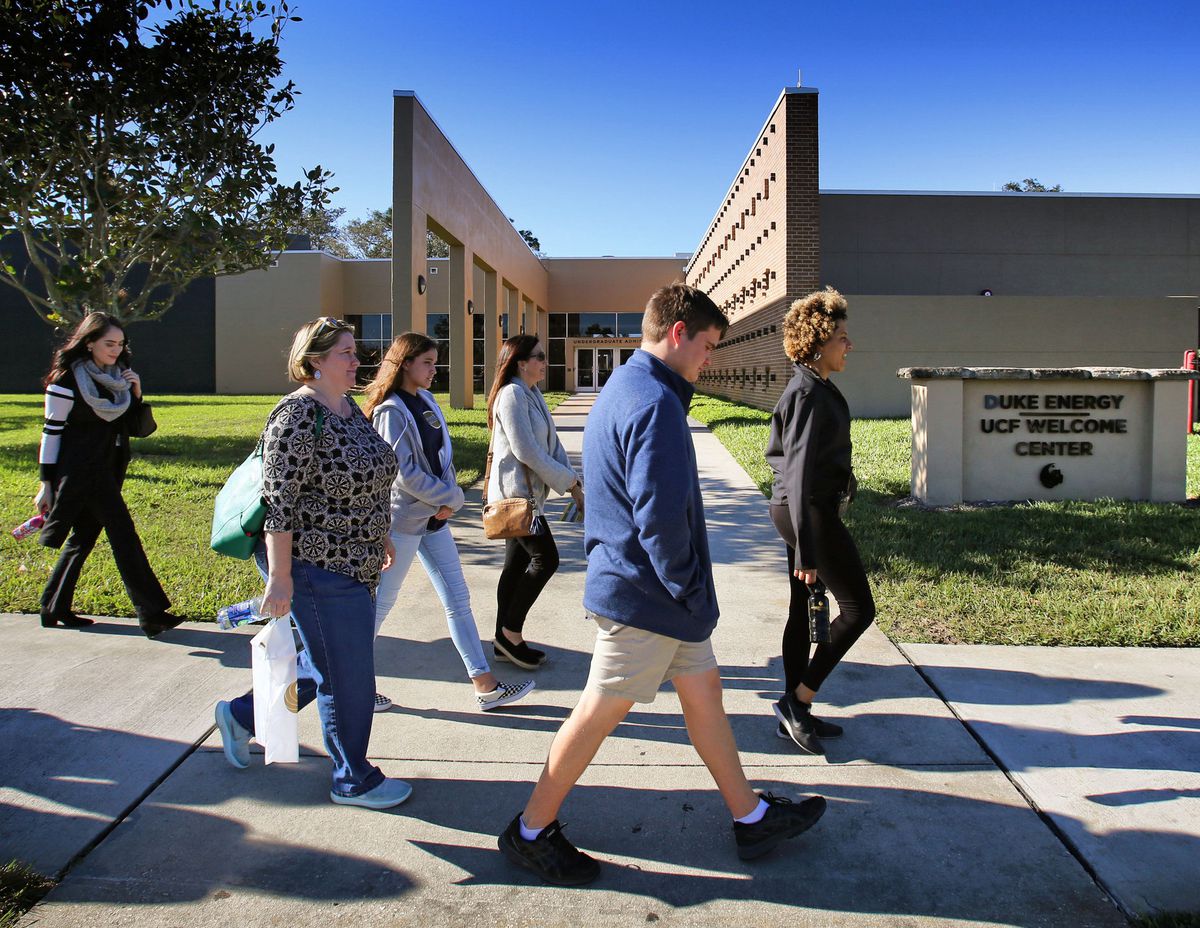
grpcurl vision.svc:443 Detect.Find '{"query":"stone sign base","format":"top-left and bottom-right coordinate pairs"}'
top-left (899, 367), bottom-right (1199, 505)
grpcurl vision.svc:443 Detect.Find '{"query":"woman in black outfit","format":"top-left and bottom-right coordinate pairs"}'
top-left (35, 312), bottom-right (181, 637)
top-left (764, 287), bottom-right (874, 755)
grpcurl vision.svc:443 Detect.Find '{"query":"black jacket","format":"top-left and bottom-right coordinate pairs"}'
top-left (39, 369), bottom-right (142, 548)
top-left (764, 363), bottom-right (854, 569)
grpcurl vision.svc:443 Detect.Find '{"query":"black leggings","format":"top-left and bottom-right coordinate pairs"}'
top-left (496, 522), bottom-right (560, 637)
top-left (769, 501), bottom-right (875, 695)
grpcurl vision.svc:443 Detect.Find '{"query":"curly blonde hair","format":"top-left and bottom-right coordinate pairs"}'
top-left (782, 287), bottom-right (848, 363)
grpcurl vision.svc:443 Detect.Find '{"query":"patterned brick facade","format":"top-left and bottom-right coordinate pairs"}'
top-left (686, 88), bottom-right (820, 410)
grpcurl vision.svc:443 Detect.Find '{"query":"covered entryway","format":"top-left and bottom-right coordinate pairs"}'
top-left (574, 346), bottom-right (636, 393)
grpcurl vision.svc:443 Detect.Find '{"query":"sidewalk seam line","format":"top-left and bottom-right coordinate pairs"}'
top-left (894, 642), bottom-right (1135, 925)
top-left (51, 723), bottom-right (216, 882)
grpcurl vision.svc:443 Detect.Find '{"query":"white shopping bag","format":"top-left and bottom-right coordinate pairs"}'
top-left (251, 617), bottom-right (299, 765)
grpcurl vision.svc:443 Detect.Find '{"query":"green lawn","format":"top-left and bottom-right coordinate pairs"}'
top-left (688, 393), bottom-right (1200, 647)
top-left (0, 392), bottom-right (565, 621)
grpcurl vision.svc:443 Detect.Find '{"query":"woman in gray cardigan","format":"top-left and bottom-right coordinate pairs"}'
top-left (364, 333), bottom-right (534, 713)
top-left (486, 334), bottom-right (584, 669)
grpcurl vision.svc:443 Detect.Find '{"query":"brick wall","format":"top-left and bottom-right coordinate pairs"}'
top-left (686, 88), bottom-right (820, 411)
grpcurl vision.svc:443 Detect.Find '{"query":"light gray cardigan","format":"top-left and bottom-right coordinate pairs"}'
top-left (372, 389), bottom-right (465, 536)
top-left (487, 379), bottom-right (577, 515)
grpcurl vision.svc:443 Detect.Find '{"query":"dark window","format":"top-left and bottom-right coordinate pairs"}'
top-left (578, 313), bottom-right (616, 337)
top-left (549, 340), bottom-right (565, 365)
top-left (427, 313), bottom-right (449, 340)
top-left (617, 313), bottom-right (642, 338)
top-left (473, 314), bottom-right (485, 338)
top-left (549, 313), bottom-right (567, 339)
top-left (547, 366), bottom-right (566, 391)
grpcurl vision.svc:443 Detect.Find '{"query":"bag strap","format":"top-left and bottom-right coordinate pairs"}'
top-left (483, 416), bottom-right (536, 500)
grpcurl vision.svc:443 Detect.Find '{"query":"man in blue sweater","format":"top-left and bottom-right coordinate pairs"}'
top-left (499, 284), bottom-right (827, 885)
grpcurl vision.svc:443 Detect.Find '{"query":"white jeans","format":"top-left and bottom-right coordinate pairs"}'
top-left (374, 526), bottom-right (490, 679)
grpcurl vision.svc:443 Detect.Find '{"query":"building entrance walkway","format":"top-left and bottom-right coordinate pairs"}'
top-left (2, 391), bottom-right (1192, 926)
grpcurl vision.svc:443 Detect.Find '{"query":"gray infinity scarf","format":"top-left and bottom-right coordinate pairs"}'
top-left (71, 359), bottom-right (132, 421)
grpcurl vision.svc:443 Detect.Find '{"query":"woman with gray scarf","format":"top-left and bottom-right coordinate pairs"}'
top-left (34, 312), bottom-right (180, 637)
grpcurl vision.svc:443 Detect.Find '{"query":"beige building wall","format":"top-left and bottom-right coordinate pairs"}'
top-left (838, 296), bottom-right (1197, 418)
top-left (392, 91), bottom-right (551, 407)
top-left (546, 257), bottom-right (687, 311)
top-left (686, 87), bottom-right (822, 410)
top-left (215, 251), bottom-right (345, 394)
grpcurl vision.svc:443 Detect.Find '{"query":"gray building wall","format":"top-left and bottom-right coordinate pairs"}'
top-left (0, 270), bottom-right (216, 394)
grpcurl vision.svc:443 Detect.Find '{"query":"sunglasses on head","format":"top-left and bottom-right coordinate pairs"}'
top-left (313, 316), bottom-right (352, 337)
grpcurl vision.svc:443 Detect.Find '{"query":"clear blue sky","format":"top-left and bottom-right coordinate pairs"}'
top-left (261, 0), bottom-right (1200, 257)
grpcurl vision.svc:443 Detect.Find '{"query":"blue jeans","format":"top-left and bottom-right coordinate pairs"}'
top-left (374, 526), bottom-right (490, 679)
top-left (230, 551), bottom-right (384, 798)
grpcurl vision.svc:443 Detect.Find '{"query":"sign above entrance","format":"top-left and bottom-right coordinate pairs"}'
top-left (899, 367), bottom-right (1199, 504)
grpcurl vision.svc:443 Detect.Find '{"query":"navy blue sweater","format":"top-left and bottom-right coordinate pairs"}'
top-left (582, 350), bottom-right (719, 642)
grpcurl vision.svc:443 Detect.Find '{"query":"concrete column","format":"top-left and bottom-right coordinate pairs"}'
top-left (448, 244), bottom-right (473, 408)
top-left (1149, 379), bottom-right (1189, 501)
top-left (391, 94), bottom-right (426, 336)
top-left (483, 271), bottom-right (500, 391)
top-left (910, 380), bottom-right (964, 505)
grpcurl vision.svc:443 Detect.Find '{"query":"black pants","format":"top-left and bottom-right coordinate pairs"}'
top-left (496, 522), bottom-right (560, 637)
top-left (769, 500), bottom-right (875, 695)
top-left (41, 487), bottom-right (170, 621)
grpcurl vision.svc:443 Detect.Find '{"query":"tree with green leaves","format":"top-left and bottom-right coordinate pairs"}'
top-left (0, 0), bottom-right (334, 327)
top-left (1002, 178), bottom-right (1063, 192)
top-left (345, 207), bottom-right (392, 258)
top-left (289, 204), bottom-right (351, 257)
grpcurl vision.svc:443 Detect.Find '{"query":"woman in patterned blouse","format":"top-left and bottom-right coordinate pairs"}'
top-left (214, 318), bottom-right (412, 810)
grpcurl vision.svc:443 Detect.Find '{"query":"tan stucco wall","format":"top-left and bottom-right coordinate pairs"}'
top-left (546, 257), bottom-right (687, 311)
top-left (834, 296), bottom-right (1197, 418)
top-left (215, 252), bottom-right (346, 394)
top-left (342, 260), bottom-right (391, 315)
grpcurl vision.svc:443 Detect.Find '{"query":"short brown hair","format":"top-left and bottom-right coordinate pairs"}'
top-left (782, 287), bottom-right (848, 363)
top-left (642, 283), bottom-right (729, 343)
top-left (286, 316), bottom-right (356, 382)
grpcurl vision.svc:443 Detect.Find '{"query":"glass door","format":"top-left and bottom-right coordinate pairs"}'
top-left (597, 348), bottom-right (614, 388)
top-left (575, 348), bottom-right (595, 392)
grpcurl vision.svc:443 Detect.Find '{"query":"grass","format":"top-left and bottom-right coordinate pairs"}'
top-left (687, 393), bottom-right (1200, 647)
top-left (0, 860), bottom-right (54, 928)
top-left (1137, 915), bottom-right (1200, 928)
top-left (0, 392), bottom-right (565, 621)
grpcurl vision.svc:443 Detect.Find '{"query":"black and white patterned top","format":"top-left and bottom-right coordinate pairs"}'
top-left (262, 393), bottom-right (398, 592)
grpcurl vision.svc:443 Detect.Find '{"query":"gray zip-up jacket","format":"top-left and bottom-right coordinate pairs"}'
top-left (487, 378), bottom-right (577, 515)
top-left (371, 389), bottom-right (465, 536)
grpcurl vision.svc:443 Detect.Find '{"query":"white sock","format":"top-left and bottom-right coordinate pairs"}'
top-left (519, 815), bottom-right (543, 841)
top-left (735, 798), bottom-right (769, 824)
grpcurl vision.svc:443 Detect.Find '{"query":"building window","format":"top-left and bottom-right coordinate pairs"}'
top-left (345, 313), bottom-right (392, 384)
top-left (427, 313), bottom-right (450, 392)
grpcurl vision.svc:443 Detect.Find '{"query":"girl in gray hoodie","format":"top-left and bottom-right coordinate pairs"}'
top-left (364, 333), bottom-right (534, 713)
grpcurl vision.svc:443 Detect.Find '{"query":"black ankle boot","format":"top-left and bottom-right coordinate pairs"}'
top-left (41, 610), bottom-right (94, 628)
top-left (140, 612), bottom-right (185, 639)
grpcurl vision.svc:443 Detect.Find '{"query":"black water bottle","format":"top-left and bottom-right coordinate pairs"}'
top-left (807, 580), bottom-right (831, 643)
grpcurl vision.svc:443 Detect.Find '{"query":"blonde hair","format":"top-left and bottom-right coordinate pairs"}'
top-left (286, 317), bottom-right (356, 382)
top-left (782, 287), bottom-right (848, 363)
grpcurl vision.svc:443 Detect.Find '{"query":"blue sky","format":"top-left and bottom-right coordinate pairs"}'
top-left (260, 0), bottom-right (1200, 257)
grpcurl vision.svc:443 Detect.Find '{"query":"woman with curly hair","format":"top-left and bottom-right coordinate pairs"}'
top-left (764, 287), bottom-right (874, 756)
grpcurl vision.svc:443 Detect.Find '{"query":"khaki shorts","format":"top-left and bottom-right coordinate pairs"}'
top-left (584, 613), bottom-right (718, 704)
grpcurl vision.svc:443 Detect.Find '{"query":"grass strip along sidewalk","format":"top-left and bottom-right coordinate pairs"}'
top-left (0, 392), bottom-right (565, 622)
top-left (687, 393), bottom-right (1200, 647)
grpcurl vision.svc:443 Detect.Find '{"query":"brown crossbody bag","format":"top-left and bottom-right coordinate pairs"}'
top-left (481, 429), bottom-right (537, 539)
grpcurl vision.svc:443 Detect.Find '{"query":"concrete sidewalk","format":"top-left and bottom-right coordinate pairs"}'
top-left (2, 393), bottom-right (1192, 926)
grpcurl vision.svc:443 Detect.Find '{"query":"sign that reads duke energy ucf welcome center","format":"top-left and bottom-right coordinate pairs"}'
top-left (899, 368), bottom-right (1198, 506)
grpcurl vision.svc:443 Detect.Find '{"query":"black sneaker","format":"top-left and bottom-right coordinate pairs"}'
top-left (773, 692), bottom-right (826, 755)
top-left (734, 792), bottom-right (827, 861)
top-left (498, 815), bottom-right (600, 886)
top-left (140, 612), bottom-right (185, 640)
